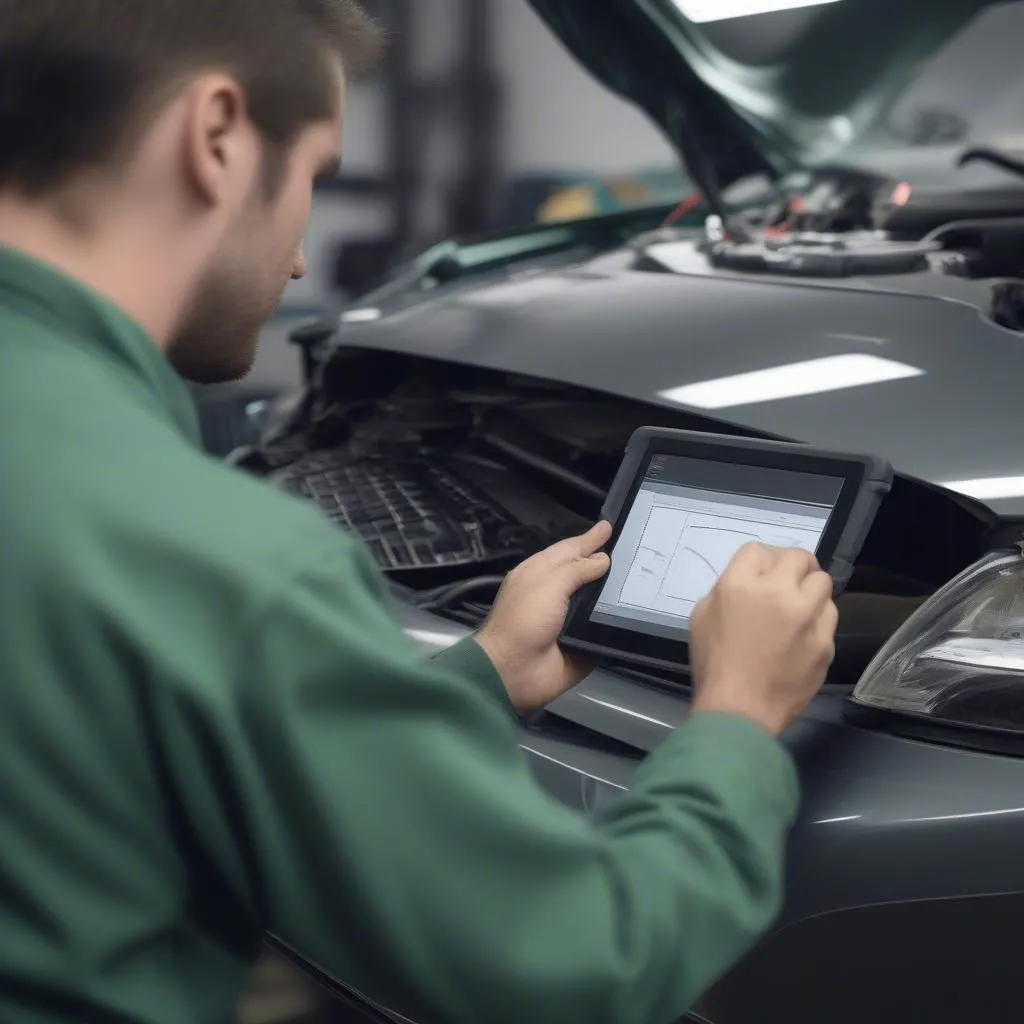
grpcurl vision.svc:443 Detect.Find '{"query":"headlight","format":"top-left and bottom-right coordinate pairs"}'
top-left (852, 549), bottom-right (1024, 733)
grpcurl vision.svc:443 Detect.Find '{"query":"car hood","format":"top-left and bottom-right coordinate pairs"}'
top-left (526, 0), bottom-right (995, 182)
top-left (336, 247), bottom-right (1024, 517)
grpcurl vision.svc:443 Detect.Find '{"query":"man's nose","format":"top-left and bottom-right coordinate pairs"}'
top-left (291, 246), bottom-right (308, 281)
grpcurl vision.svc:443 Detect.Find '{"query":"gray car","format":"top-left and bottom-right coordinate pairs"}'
top-left (243, 3), bottom-right (1024, 1021)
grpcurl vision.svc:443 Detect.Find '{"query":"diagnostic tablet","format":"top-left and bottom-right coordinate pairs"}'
top-left (560, 427), bottom-right (892, 674)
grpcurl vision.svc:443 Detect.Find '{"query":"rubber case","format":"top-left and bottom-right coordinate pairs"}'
top-left (559, 426), bottom-right (893, 672)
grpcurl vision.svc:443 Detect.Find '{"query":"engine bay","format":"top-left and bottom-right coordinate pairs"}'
top-left (643, 159), bottom-right (1024, 332)
top-left (251, 350), bottom-right (996, 689)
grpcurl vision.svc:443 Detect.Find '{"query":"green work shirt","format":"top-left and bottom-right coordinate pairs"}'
top-left (0, 246), bottom-right (799, 1024)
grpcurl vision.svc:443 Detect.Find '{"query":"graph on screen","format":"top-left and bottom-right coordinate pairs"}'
top-left (617, 508), bottom-right (823, 616)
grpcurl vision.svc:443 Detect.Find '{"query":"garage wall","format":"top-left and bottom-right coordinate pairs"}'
top-left (493, 0), bottom-right (675, 175)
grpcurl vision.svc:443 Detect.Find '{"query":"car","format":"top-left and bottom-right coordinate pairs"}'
top-left (236, 2), bottom-right (1024, 1021)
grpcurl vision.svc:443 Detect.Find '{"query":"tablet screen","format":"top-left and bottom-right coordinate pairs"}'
top-left (590, 453), bottom-right (844, 640)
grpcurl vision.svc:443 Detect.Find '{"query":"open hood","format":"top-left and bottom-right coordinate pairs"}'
top-left (526, 0), bottom-right (999, 185)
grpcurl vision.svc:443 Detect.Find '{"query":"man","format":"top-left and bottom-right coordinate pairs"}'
top-left (0, 3), bottom-right (839, 1024)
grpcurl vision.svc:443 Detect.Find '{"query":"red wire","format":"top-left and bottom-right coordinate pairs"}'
top-left (662, 191), bottom-right (704, 226)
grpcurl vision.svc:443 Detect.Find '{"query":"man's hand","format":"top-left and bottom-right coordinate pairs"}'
top-left (474, 522), bottom-right (613, 714)
top-left (689, 543), bottom-right (838, 737)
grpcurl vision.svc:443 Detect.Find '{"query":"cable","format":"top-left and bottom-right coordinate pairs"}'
top-left (482, 433), bottom-right (606, 501)
top-left (414, 575), bottom-right (505, 612)
top-left (670, 108), bottom-right (753, 245)
top-left (662, 191), bottom-right (705, 227)
top-left (958, 146), bottom-right (1024, 181)
top-left (921, 216), bottom-right (1024, 246)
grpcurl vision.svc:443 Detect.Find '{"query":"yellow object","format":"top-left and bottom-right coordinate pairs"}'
top-left (538, 184), bottom-right (598, 223)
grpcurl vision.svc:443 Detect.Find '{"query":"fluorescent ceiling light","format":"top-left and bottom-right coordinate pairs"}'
top-left (341, 307), bottom-right (382, 323)
top-left (674, 0), bottom-right (842, 23)
top-left (658, 353), bottom-right (923, 410)
top-left (941, 477), bottom-right (1024, 501)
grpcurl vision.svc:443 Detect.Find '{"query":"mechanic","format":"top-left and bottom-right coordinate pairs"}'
top-left (0, 3), bottom-right (839, 1024)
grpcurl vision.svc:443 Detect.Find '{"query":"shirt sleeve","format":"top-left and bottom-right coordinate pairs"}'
top-left (162, 535), bottom-right (799, 1024)
top-left (431, 635), bottom-right (522, 724)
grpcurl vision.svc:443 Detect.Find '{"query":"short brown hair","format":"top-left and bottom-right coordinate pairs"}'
top-left (0, 0), bottom-right (384, 197)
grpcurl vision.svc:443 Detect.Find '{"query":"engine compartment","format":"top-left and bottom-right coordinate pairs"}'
top-left (252, 348), bottom-right (996, 689)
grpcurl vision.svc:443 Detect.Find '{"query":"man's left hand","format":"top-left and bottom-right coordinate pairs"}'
top-left (474, 522), bottom-right (613, 714)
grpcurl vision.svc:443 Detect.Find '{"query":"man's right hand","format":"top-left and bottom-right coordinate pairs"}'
top-left (688, 543), bottom-right (838, 737)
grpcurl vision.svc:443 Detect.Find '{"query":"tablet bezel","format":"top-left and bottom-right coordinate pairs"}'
top-left (560, 428), bottom-right (885, 674)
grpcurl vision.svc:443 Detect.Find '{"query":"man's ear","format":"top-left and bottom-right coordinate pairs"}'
top-left (182, 74), bottom-right (259, 208)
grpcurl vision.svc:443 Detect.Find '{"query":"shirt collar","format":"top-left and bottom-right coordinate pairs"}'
top-left (0, 246), bottom-right (201, 445)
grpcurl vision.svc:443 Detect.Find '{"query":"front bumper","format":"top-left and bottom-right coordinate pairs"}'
top-left (400, 603), bottom-right (1024, 1024)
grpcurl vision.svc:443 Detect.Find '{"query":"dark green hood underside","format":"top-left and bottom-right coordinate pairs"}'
top-left (527, 0), bottom-right (997, 184)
